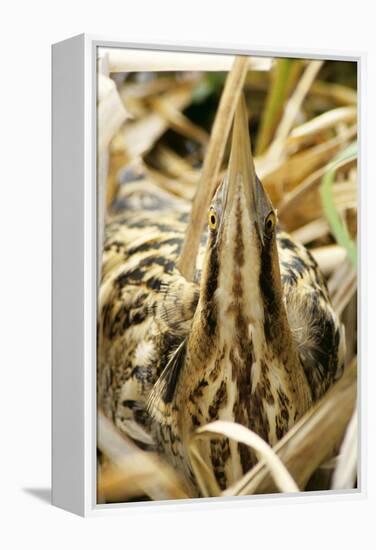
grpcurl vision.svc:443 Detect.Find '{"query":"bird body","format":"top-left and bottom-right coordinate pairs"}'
top-left (98, 99), bottom-right (345, 494)
top-left (98, 185), bottom-right (344, 492)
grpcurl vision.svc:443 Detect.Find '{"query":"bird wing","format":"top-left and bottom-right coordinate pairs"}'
top-left (278, 231), bottom-right (346, 400)
top-left (98, 192), bottom-right (200, 445)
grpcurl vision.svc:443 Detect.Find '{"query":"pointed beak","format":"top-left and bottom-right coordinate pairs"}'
top-left (223, 94), bottom-right (273, 246)
top-left (226, 94), bottom-right (257, 215)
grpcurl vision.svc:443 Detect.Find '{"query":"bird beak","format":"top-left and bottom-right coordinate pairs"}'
top-left (224, 94), bottom-right (272, 246)
top-left (196, 94), bottom-right (278, 338)
top-left (227, 94), bottom-right (257, 212)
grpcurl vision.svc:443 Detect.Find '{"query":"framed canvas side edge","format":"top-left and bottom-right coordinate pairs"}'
top-left (52, 33), bottom-right (87, 516)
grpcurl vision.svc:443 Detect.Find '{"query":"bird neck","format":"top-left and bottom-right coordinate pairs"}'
top-left (173, 236), bottom-right (312, 444)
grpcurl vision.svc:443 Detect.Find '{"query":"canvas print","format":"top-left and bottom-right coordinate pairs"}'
top-left (96, 48), bottom-right (357, 504)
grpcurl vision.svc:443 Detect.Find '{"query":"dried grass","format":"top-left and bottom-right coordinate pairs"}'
top-left (190, 421), bottom-right (300, 497)
top-left (97, 53), bottom-right (358, 503)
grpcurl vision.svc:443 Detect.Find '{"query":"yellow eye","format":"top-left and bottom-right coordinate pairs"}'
top-left (208, 208), bottom-right (218, 230)
top-left (264, 211), bottom-right (276, 236)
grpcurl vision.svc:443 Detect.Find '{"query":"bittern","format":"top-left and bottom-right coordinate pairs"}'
top-left (98, 97), bottom-right (345, 494)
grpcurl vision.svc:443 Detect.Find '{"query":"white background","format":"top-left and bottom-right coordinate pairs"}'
top-left (1, 1), bottom-right (375, 548)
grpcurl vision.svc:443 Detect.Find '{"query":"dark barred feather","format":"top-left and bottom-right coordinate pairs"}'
top-left (98, 181), bottom-right (345, 451)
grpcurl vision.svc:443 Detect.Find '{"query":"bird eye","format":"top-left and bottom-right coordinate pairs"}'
top-left (264, 212), bottom-right (276, 236)
top-left (208, 208), bottom-right (218, 230)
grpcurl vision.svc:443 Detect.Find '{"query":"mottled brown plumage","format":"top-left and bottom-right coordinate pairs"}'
top-left (98, 99), bottom-right (345, 494)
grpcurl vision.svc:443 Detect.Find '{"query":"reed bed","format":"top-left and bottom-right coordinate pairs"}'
top-left (97, 51), bottom-right (358, 504)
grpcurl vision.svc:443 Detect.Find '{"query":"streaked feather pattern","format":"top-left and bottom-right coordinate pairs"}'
top-left (98, 180), bottom-right (345, 489)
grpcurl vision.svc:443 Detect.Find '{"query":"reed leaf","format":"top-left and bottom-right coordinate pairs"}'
top-left (320, 142), bottom-right (357, 269)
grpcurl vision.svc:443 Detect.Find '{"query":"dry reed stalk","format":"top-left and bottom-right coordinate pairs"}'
top-left (189, 421), bottom-right (299, 498)
top-left (277, 152), bottom-right (357, 224)
top-left (97, 74), bottom-right (129, 154)
top-left (290, 218), bottom-right (330, 245)
top-left (98, 412), bottom-right (192, 501)
top-left (310, 245), bottom-right (347, 276)
top-left (283, 178), bottom-right (357, 233)
top-left (310, 80), bottom-right (357, 106)
top-left (99, 47), bottom-right (272, 73)
top-left (224, 359), bottom-right (357, 496)
top-left (150, 95), bottom-right (209, 146)
top-left (261, 124), bottom-right (357, 205)
top-left (287, 106), bottom-right (357, 147)
top-left (331, 408), bottom-right (358, 490)
top-left (266, 60), bottom-right (323, 162)
top-left (330, 261), bottom-right (357, 315)
top-left (120, 76), bottom-right (179, 100)
top-left (105, 139), bottom-right (130, 210)
top-left (177, 56), bottom-right (249, 280)
top-left (121, 83), bottom-right (195, 160)
top-left (151, 144), bottom-right (200, 186)
top-left (145, 166), bottom-right (196, 200)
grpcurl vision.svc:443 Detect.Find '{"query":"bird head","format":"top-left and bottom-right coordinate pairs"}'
top-left (193, 95), bottom-right (284, 359)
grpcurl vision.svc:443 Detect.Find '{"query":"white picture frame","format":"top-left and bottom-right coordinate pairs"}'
top-left (52, 34), bottom-right (365, 517)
